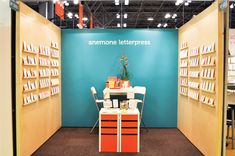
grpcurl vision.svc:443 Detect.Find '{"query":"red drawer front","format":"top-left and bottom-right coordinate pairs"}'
top-left (121, 135), bottom-right (138, 152)
top-left (122, 122), bottom-right (138, 127)
top-left (101, 115), bottom-right (117, 120)
top-left (101, 128), bottom-right (117, 134)
top-left (122, 115), bottom-right (138, 120)
top-left (121, 128), bottom-right (138, 134)
top-left (101, 121), bottom-right (117, 127)
top-left (101, 135), bottom-right (117, 152)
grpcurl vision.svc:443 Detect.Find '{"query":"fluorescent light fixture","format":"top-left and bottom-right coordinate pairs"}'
top-left (175, 2), bottom-right (179, 6)
top-left (163, 23), bottom-right (168, 28)
top-left (230, 4), bottom-right (234, 9)
top-left (124, 0), bottom-right (129, 5)
top-left (164, 13), bottom-right (171, 19)
top-left (123, 23), bottom-right (127, 27)
top-left (187, 0), bottom-right (192, 3)
top-left (185, 2), bottom-right (189, 6)
top-left (67, 12), bottom-right (73, 19)
top-left (147, 17), bottom-right (154, 21)
top-left (157, 23), bottom-right (161, 28)
top-left (82, 17), bottom-right (88, 21)
top-left (74, 13), bottom-right (79, 18)
top-left (117, 23), bottom-right (121, 27)
top-left (177, 0), bottom-right (184, 4)
top-left (124, 13), bottom-right (128, 19)
top-left (74, 0), bottom-right (79, 5)
top-left (116, 13), bottom-right (120, 19)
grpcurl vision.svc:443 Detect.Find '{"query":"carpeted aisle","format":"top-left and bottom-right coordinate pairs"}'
top-left (32, 128), bottom-right (203, 156)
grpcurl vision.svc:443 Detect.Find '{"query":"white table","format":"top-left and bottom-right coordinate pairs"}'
top-left (103, 87), bottom-right (134, 99)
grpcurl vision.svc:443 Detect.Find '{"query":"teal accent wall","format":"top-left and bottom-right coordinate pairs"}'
top-left (62, 29), bottom-right (178, 127)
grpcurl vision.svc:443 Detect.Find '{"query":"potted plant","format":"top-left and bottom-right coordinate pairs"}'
top-left (119, 54), bottom-right (131, 88)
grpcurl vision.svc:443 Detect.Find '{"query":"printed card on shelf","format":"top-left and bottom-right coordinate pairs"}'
top-left (113, 99), bottom-right (119, 108)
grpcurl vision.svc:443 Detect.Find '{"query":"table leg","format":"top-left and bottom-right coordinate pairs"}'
top-left (232, 109), bottom-right (234, 149)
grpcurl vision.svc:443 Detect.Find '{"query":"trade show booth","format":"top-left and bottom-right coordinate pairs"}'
top-left (13, 1), bottom-right (226, 156)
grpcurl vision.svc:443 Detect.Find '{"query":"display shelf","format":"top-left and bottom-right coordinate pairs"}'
top-left (22, 50), bottom-right (37, 55)
top-left (201, 77), bottom-right (215, 80)
top-left (51, 56), bottom-right (59, 59)
top-left (180, 75), bottom-right (188, 77)
top-left (189, 96), bottom-right (199, 101)
top-left (201, 64), bottom-right (216, 67)
top-left (23, 88), bottom-right (37, 93)
top-left (189, 86), bottom-right (199, 90)
top-left (201, 89), bottom-right (215, 94)
top-left (40, 86), bottom-right (50, 89)
top-left (39, 53), bottom-right (50, 57)
top-left (39, 65), bottom-right (50, 67)
top-left (39, 76), bottom-right (50, 78)
top-left (180, 47), bottom-right (188, 50)
top-left (39, 96), bottom-right (50, 101)
top-left (189, 54), bottom-right (200, 57)
top-left (51, 75), bottom-right (59, 77)
top-left (23, 64), bottom-right (37, 67)
top-left (51, 92), bottom-right (59, 96)
top-left (180, 84), bottom-right (188, 87)
top-left (201, 51), bottom-right (216, 55)
top-left (189, 76), bottom-right (200, 79)
top-left (180, 93), bottom-right (188, 96)
top-left (201, 101), bottom-right (215, 108)
top-left (180, 66), bottom-right (188, 68)
top-left (189, 65), bottom-right (200, 68)
top-left (23, 100), bottom-right (37, 106)
top-left (180, 56), bottom-right (188, 59)
top-left (51, 84), bottom-right (59, 87)
top-left (23, 76), bottom-right (37, 79)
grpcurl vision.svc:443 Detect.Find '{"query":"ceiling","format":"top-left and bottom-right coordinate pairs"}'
top-left (23, 0), bottom-right (235, 29)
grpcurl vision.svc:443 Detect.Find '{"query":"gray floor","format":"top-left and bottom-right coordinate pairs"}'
top-left (32, 128), bottom-right (203, 156)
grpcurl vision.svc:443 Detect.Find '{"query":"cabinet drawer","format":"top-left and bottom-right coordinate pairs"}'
top-left (101, 121), bottom-right (117, 127)
top-left (121, 135), bottom-right (138, 152)
top-left (121, 128), bottom-right (138, 134)
top-left (101, 135), bottom-right (117, 152)
top-left (101, 128), bottom-right (117, 134)
top-left (122, 122), bottom-right (138, 127)
top-left (122, 115), bottom-right (138, 121)
top-left (101, 115), bottom-right (117, 120)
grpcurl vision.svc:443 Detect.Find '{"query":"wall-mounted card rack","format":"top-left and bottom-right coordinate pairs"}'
top-left (39, 45), bottom-right (50, 56)
top-left (189, 57), bottom-right (200, 67)
top-left (22, 41), bottom-right (38, 54)
top-left (23, 68), bottom-right (37, 79)
top-left (188, 90), bottom-right (199, 101)
top-left (39, 79), bottom-right (50, 89)
top-left (51, 59), bottom-right (59, 67)
top-left (39, 57), bottom-right (50, 67)
top-left (51, 79), bottom-right (59, 86)
top-left (23, 93), bottom-right (38, 106)
top-left (180, 87), bottom-right (188, 96)
top-left (189, 47), bottom-right (199, 57)
top-left (189, 71), bottom-right (200, 78)
top-left (51, 86), bottom-right (60, 96)
top-left (23, 80), bottom-right (37, 93)
top-left (200, 95), bottom-right (215, 107)
top-left (51, 41), bottom-right (59, 50)
top-left (51, 69), bottom-right (59, 77)
top-left (200, 42), bottom-right (215, 55)
top-left (39, 91), bottom-right (50, 100)
top-left (22, 56), bottom-right (37, 66)
top-left (39, 69), bottom-right (50, 77)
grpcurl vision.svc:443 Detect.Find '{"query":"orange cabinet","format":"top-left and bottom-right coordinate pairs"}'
top-left (99, 109), bottom-right (139, 153)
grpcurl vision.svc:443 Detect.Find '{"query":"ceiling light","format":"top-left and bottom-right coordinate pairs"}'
top-left (67, 12), bottom-right (73, 19)
top-left (116, 13), bottom-right (120, 19)
top-left (82, 17), bottom-right (88, 21)
top-left (187, 0), bottom-right (192, 3)
top-left (147, 17), bottom-right (154, 21)
top-left (74, 0), bottom-right (79, 5)
top-left (64, 2), bottom-right (69, 6)
top-left (124, 13), bottom-right (128, 19)
top-left (230, 4), bottom-right (234, 9)
top-left (175, 27), bottom-right (178, 29)
top-left (123, 23), bottom-right (127, 28)
top-left (117, 23), bottom-right (121, 27)
top-left (163, 23), bottom-right (168, 28)
top-left (74, 13), bottom-right (79, 19)
top-left (157, 23), bottom-right (161, 28)
top-left (53, 0), bottom-right (58, 3)
top-left (164, 13), bottom-right (171, 19)
top-left (124, 0), bottom-right (129, 5)
top-left (185, 2), bottom-right (189, 6)
top-left (172, 13), bottom-right (177, 19)
top-left (176, 0), bottom-right (184, 4)
top-left (115, 0), bottom-right (119, 5)
top-left (175, 2), bottom-right (179, 6)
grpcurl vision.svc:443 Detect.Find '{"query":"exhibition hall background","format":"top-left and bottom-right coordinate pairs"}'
top-left (62, 29), bottom-right (178, 127)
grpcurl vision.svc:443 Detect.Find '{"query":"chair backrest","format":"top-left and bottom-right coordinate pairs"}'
top-left (91, 86), bottom-right (100, 111)
top-left (134, 86), bottom-right (146, 95)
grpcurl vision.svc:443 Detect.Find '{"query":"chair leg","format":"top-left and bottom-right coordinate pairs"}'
top-left (140, 117), bottom-right (148, 132)
top-left (227, 125), bottom-right (230, 140)
top-left (90, 118), bottom-right (99, 134)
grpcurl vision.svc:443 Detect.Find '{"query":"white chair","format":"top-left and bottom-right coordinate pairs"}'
top-left (90, 86), bottom-right (104, 134)
top-left (133, 86), bottom-right (146, 127)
